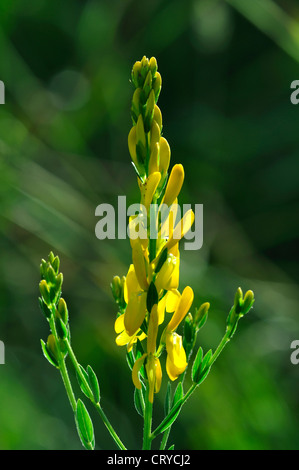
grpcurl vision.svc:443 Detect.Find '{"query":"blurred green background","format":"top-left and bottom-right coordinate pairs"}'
top-left (1, 0), bottom-right (299, 450)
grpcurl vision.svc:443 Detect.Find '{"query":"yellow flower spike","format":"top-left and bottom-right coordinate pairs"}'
top-left (124, 291), bottom-right (147, 336)
top-left (132, 242), bottom-right (148, 291)
top-left (166, 332), bottom-right (187, 381)
top-left (159, 137), bottom-right (171, 174)
top-left (165, 208), bottom-right (195, 251)
top-left (163, 164), bottom-right (185, 207)
top-left (141, 172), bottom-right (161, 210)
top-left (132, 353), bottom-right (147, 389)
top-left (148, 142), bottom-right (160, 175)
top-left (167, 286), bottom-right (194, 332)
top-left (147, 305), bottom-right (159, 355)
top-left (146, 355), bottom-right (162, 403)
top-left (136, 114), bottom-right (146, 148)
top-left (150, 120), bottom-right (161, 153)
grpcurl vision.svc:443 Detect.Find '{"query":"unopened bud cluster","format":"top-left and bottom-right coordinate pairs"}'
top-left (39, 252), bottom-right (70, 366)
top-left (129, 55), bottom-right (170, 185)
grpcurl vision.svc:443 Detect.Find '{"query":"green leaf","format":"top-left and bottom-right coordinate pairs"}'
top-left (164, 381), bottom-right (172, 416)
top-left (172, 382), bottom-right (183, 407)
top-left (126, 350), bottom-right (135, 371)
top-left (75, 399), bottom-right (95, 450)
top-left (155, 248), bottom-right (168, 274)
top-left (168, 444), bottom-right (175, 450)
top-left (196, 311), bottom-right (208, 331)
top-left (146, 281), bottom-right (159, 313)
top-left (87, 365), bottom-right (100, 404)
top-left (40, 339), bottom-right (59, 368)
top-left (76, 365), bottom-right (90, 399)
top-left (153, 398), bottom-right (184, 437)
top-left (55, 317), bottom-right (68, 340)
top-left (195, 349), bottom-right (213, 386)
top-left (38, 297), bottom-right (52, 319)
top-left (134, 387), bottom-right (145, 418)
top-left (191, 346), bottom-right (203, 383)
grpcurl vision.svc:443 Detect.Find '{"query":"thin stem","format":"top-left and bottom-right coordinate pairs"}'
top-left (94, 403), bottom-right (127, 451)
top-left (160, 427), bottom-right (171, 450)
top-left (142, 383), bottom-right (153, 450)
top-left (48, 315), bottom-right (77, 412)
top-left (64, 338), bottom-right (127, 450)
top-left (59, 358), bottom-right (77, 412)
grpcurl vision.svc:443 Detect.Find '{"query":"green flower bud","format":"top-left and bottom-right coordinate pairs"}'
top-left (234, 287), bottom-right (243, 314)
top-left (57, 298), bottom-right (68, 324)
top-left (48, 251), bottom-right (55, 264)
top-left (194, 302), bottom-right (210, 330)
top-left (47, 334), bottom-right (59, 362)
top-left (242, 290), bottom-right (255, 315)
top-left (39, 280), bottom-right (51, 306)
top-left (52, 256), bottom-right (60, 274)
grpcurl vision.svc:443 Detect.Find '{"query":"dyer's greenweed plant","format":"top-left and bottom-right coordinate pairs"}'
top-left (38, 56), bottom-right (255, 451)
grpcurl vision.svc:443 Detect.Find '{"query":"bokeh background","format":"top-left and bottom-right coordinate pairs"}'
top-left (1, 0), bottom-right (299, 450)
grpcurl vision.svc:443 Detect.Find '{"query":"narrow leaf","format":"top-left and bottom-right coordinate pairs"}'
top-left (134, 387), bottom-right (145, 418)
top-left (172, 382), bottom-right (183, 407)
top-left (164, 381), bottom-right (172, 416)
top-left (153, 398), bottom-right (184, 437)
top-left (75, 399), bottom-right (95, 450)
top-left (87, 365), bottom-right (100, 404)
top-left (40, 339), bottom-right (59, 368)
top-left (76, 365), bottom-right (90, 398)
top-left (191, 346), bottom-right (203, 383)
top-left (195, 349), bottom-right (213, 385)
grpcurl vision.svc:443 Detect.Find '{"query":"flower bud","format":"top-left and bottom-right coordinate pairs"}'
top-left (234, 287), bottom-right (243, 314)
top-left (153, 72), bottom-right (162, 101)
top-left (57, 297), bottom-right (68, 324)
top-left (39, 280), bottom-right (51, 306)
top-left (242, 290), bottom-right (254, 315)
top-left (159, 137), bottom-right (170, 174)
top-left (149, 57), bottom-right (158, 76)
top-left (132, 61), bottom-right (142, 88)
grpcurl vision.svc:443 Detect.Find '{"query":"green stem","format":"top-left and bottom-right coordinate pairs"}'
top-left (142, 383), bottom-right (153, 450)
top-left (64, 338), bottom-right (127, 450)
top-left (48, 315), bottom-right (77, 412)
top-left (59, 356), bottom-right (77, 412)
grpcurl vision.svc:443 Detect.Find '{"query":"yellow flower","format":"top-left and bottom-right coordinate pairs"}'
top-left (165, 286), bottom-right (194, 381)
top-left (114, 313), bottom-right (146, 352)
